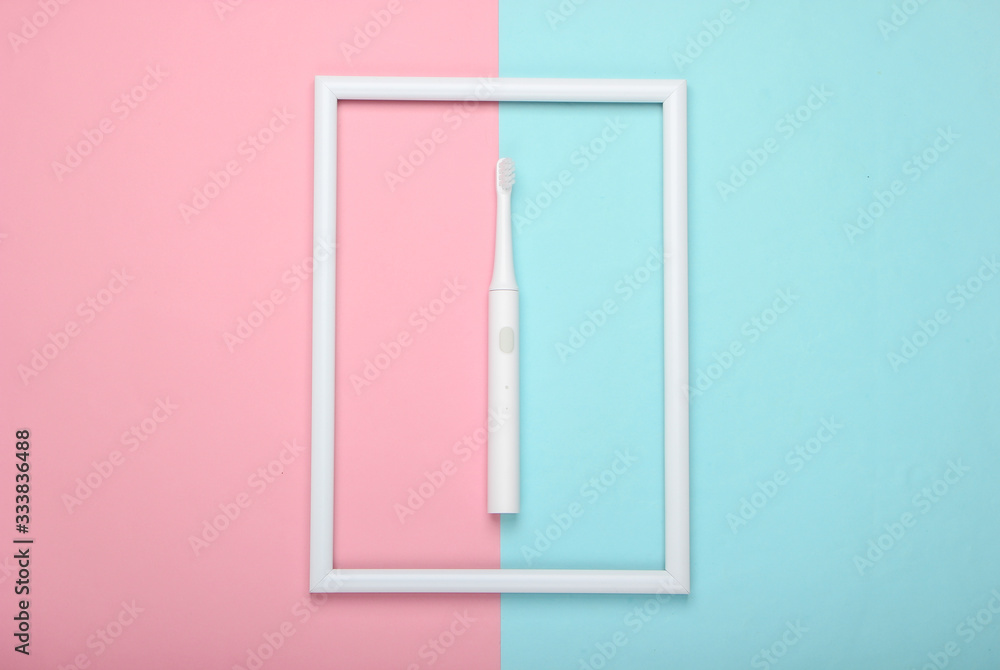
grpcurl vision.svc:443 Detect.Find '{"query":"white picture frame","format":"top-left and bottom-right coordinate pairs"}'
top-left (311, 76), bottom-right (688, 594)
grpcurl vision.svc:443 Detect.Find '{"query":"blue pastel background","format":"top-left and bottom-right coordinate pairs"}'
top-left (500, 1), bottom-right (1000, 667)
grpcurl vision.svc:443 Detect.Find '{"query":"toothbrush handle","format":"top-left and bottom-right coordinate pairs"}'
top-left (488, 288), bottom-right (519, 513)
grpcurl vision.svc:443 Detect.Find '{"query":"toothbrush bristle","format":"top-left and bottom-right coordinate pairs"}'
top-left (497, 158), bottom-right (515, 193)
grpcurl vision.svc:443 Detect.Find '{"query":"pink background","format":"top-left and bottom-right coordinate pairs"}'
top-left (0, 1), bottom-right (499, 668)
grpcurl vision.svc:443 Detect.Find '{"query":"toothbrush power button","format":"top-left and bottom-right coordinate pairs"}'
top-left (499, 327), bottom-right (515, 353)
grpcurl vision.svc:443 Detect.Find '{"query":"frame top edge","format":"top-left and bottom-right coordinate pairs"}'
top-left (315, 75), bottom-right (683, 102)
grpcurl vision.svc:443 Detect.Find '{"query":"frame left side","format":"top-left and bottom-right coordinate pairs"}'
top-left (310, 79), bottom-right (337, 590)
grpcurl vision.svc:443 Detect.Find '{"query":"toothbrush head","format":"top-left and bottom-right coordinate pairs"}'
top-left (497, 158), bottom-right (515, 194)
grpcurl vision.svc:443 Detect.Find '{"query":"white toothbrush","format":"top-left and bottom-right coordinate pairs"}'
top-left (488, 157), bottom-right (519, 514)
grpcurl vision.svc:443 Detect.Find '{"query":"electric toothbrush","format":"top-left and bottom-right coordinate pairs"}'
top-left (488, 158), bottom-right (519, 514)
